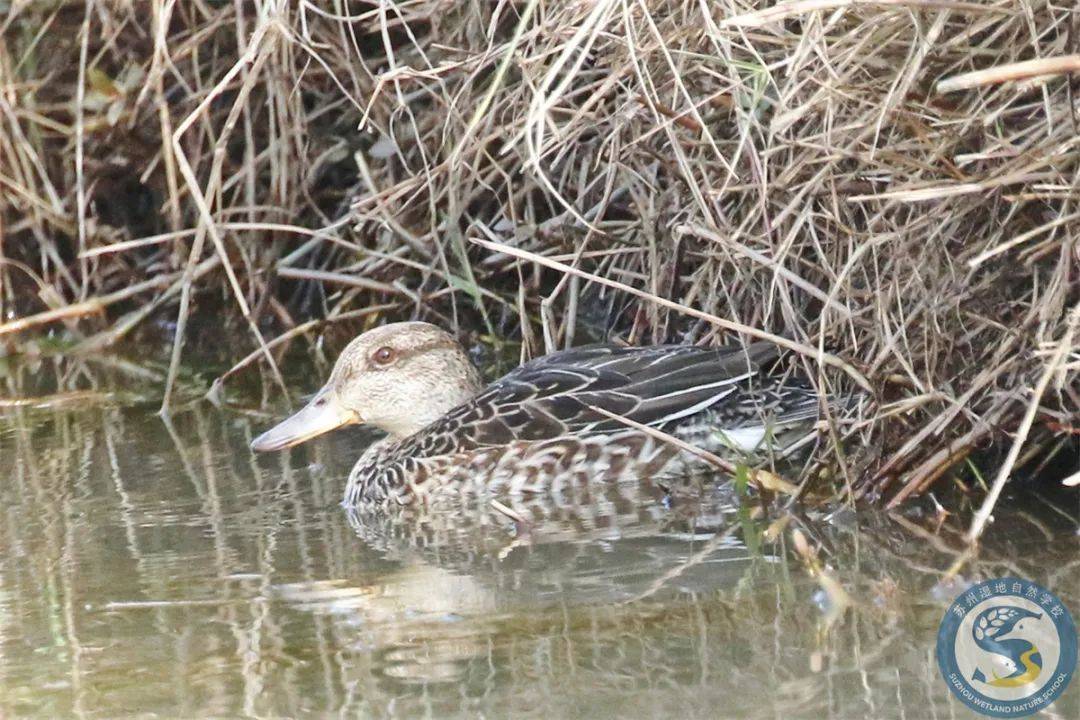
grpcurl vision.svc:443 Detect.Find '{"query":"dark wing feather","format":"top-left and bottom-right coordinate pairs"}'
top-left (384, 342), bottom-right (785, 463)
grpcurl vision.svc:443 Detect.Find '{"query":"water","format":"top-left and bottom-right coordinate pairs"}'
top-left (0, 354), bottom-right (1077, 719)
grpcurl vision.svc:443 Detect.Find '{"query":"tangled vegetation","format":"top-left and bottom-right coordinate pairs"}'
top-left (1, 1), bottom-right (1077, 534)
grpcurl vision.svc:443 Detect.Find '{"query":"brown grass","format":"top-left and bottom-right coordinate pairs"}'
top-left (1, 1), bottom-right (1077, 533)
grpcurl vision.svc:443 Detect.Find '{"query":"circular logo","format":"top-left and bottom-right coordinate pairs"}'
top-left (937, 577), bottom-right (1077, 717)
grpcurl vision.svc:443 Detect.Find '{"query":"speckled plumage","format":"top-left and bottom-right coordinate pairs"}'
top-left (251, 323), bottom-right (826, 509)
top-left (340, 342), bottom-right (822, 506)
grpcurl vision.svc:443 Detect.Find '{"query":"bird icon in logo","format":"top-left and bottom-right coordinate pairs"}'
top-left (970, 605), bottom-right (1044, 688)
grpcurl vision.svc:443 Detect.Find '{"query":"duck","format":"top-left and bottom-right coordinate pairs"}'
top-left (251, 321), bottom-right (827, 507)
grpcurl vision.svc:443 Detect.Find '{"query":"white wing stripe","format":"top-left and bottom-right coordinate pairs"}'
top-left (637, 372), bottom-right (753, 403)
top-left (650, 386), bottom-right (738, 426)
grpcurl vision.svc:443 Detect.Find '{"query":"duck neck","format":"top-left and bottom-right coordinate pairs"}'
top-left (383, 366), bottom-right (483, 440)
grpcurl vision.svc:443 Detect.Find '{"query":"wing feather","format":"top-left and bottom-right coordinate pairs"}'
top-left (384, 341), bottom-right (807, 463)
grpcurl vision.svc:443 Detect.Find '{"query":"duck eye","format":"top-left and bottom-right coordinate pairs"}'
top-left (372, 346), bottom-right (396, 365)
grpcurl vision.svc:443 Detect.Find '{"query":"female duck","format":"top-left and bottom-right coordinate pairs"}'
top-left (251, 322), bottom-right (823, 506)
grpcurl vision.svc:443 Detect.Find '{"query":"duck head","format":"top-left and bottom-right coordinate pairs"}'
top-left (250, 322), bottom-right (483, 451)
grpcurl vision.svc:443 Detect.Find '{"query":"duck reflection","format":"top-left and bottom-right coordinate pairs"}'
top-left (271, 478), bottom-right (760, 685)
top-left (273, 564), bottom-right (498, 683)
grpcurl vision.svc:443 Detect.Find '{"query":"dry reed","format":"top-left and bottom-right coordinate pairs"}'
top-left (1, 1), bottom-right (1077, 533)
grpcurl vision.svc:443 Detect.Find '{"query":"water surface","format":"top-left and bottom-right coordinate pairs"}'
top-left (0, 355), bottom-right (1076, 718)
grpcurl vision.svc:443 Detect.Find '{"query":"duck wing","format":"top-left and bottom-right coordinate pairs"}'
top-left (386, 343), bottom-right (788, 461)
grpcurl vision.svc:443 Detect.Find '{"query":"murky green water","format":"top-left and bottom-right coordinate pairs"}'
top-left (1, 355), bottom-right (1076, 719)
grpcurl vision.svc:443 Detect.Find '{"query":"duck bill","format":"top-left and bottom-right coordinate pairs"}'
top-left (250, 389), bottom-right (359, 452)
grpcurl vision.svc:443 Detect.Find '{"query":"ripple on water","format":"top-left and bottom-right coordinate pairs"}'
top-left (0, 365), bottom-right (1077, 719)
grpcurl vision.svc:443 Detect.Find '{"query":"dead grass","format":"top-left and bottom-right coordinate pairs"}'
top-left (1, 1), bottom-right (1077, 531)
